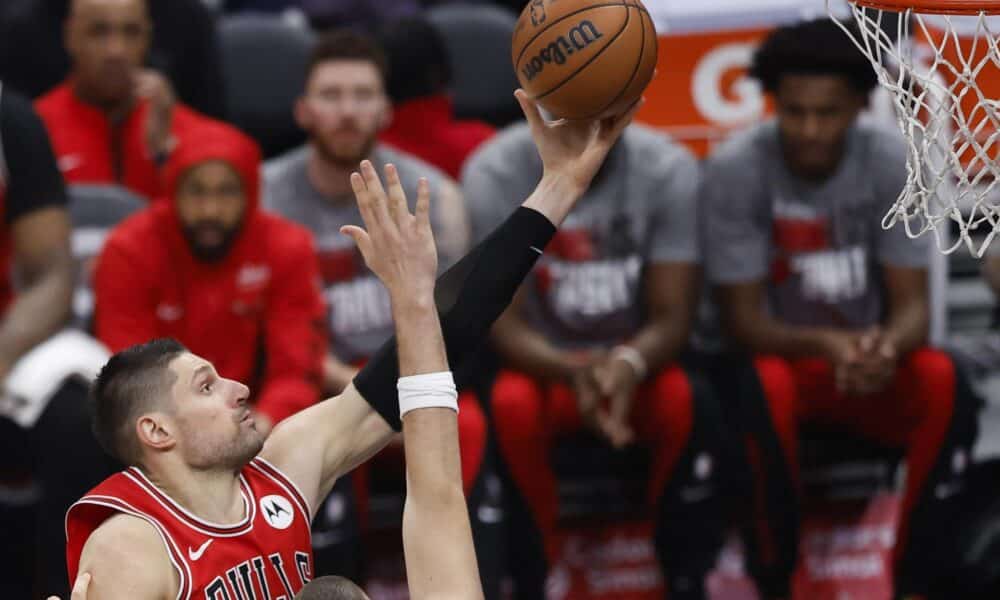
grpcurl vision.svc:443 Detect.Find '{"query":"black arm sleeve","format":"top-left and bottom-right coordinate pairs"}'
top-left (1, 88), bottom-right (67, 224)
top-left (354, 206), bottom-right (556, 430)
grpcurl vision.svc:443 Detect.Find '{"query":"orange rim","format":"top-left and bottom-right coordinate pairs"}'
top-left (850, 0), bottom-right (1000, 13)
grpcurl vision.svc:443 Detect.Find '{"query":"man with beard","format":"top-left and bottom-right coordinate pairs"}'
top-left (64, 93), bottom-right (640, 599)
top-left (33, 0), bottom-right (219, 201)
top-left (92, 119), bottom-right (326, 438)
top-left (263, 30), bottom-right (483, 583)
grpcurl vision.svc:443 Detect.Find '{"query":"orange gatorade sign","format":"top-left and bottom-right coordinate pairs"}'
top-left (636, 0), bottom-right (850, 157)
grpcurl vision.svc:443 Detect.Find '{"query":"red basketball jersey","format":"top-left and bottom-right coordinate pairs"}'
top-left (66, 457), bottom-right (314, 599)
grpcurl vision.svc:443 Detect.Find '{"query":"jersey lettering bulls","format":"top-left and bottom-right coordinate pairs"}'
top-left (66, 458), bottom-right (313, 599)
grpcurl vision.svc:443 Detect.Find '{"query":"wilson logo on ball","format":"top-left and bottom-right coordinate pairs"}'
top-left (521, 20), bottom-right (604, 82)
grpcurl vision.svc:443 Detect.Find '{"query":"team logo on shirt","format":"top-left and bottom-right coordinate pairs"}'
top-left (237, 263), bottom-right (270, 289)
top-left (260, 494), bottom-right (294, 530)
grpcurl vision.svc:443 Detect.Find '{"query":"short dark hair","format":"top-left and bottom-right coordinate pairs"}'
top-left (295, 576), bottom-right (368, 600)
top-left (91, 338), bottom-right (187, 464)
top-left (750, 18), bottom-right (878, 96)
top-left (305, 30), bottom-right (389, 88)
top-left (378, 17), bottom-right (452, 103)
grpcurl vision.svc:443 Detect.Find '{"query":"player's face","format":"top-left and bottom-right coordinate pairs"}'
top-left (296, 60), bottom-right (389, 168)
top-left (167, 353), bottom-right (263, 471)
top-left (65, 0), bottom-right (151, 104)
top-left (176, 161), bottom-right (247, 263)
top-left (774, 74), bottom-right (865, 180)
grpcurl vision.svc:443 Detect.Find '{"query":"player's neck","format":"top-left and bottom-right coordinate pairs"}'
top-left (71, 79), bottom-right (136, 124)
top-left (142, 463), bottom-right (246, 525)
top-left (307, 146), bottom-right (366, 203)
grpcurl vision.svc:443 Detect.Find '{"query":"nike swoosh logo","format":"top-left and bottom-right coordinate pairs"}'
top-left (188, 538), bottom-right (213, 561)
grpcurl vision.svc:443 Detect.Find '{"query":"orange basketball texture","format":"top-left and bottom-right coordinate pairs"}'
top-left (512, 0), bottom-right (657, 120)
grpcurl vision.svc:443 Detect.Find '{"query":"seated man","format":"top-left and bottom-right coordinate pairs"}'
top-left (264, 29), bottom-right (485, 581)
top-left (702, 19), bottom-right (980, 600)
top-left (64, 89), bottom-right (639, 598)
top-left (0, 83), bottom-right (75, 598)
top-left (34, 0), bottom-right (218, 200)
top-left (464, 120), bottom-right (728, 600)
top-left (378, 17), bottom-right (494, 179)
top-left (93, 119), bottom-right (326, 434)
top-left (0, 0), bottom-right (225, 118)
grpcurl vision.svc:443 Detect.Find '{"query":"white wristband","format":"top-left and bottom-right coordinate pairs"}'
top-left (611, 345), bottom-right (648, 379)
top-left (397, 371), bottom-right (459, 418)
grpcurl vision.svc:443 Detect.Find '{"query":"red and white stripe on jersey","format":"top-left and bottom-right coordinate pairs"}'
top-left (67, 495), bottom-right (193, 600)
top-left (247, 457), bottom-right (313, 523)
top-left (66, 456), bottom-right (315, 599)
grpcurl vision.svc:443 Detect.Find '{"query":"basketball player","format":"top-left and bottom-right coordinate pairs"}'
top-left (464, 120), bottom-right (728, 599)
top-left (63, 90), bottom-right (640, 599)
top-left (702, 19), bottom-right (979, 600)
top-left (35, 0), bottom-right (220, 200)
top-left (262, 29), bottom-right (485, 582)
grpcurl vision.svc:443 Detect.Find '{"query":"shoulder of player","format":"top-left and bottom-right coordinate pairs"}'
top-left (99, 208), bottom-right (164, 263)
top-left (622, 124), bottom-right (697, 175)
top-left (374, 143), bottom-right (453, 185)
top-left (255, 212), bottom-right (318, 259)
top-left (853, 120), bottom-right (906, 164)
top-left (86, 512), bottom-right (164, 552)
top-left (33, 82), bottom-right (72, 119)
top-left (702, 122), bottom-right (772, 178)
top-left (82, 513), bottom-right (175, 593)
top-left (462, 122), bottom-right (536, 177)
top-left (262, 145), bottom-right (310, 192)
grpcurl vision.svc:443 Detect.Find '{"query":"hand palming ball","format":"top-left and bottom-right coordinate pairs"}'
top-left (512, 0), bottom-right (657, 120)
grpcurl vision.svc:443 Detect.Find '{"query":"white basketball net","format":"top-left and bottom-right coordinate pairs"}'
top-left (832, 2), bottom-right (1000, 256)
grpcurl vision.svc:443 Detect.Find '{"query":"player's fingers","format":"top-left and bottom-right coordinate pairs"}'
top-left (360, 160), bottom-right (391, 226)
top-left (515, 89), bottom-right (546, 133)
top-left (349, 171), bottom-right (379, 230)
top-left (71, 572), bottom-right (92, 600)
top-left (601, 97), bottom-right (645, 143)
top-left (414, 177), bottom-right (431, 229)
top-left (383, 163), bottom-right (409, 224)
top-left (339, 225), bottom-right (374, 261)
top-left (608, 392), bottom-right (634, 443)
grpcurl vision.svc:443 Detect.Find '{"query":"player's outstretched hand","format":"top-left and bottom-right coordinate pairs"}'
top-left (340, 161), bottom-right (438, 300)
top-left (515, 89), bottom-right (643, 197)
top-left (47, 572), bottom-right (91, 600)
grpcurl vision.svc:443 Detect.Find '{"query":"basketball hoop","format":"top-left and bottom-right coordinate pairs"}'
top-left (831, 0), bottom-right (1000, 256)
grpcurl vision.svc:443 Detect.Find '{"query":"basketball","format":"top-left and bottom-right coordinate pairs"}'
top-left (511, 0), bottom-right (658, 120)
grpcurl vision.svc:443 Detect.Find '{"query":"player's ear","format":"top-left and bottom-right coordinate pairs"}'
top-left (136, 413), bottom-right (176, 452)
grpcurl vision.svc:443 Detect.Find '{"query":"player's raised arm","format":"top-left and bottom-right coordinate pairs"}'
top-left (341, 160), bottom-right (481, 598)
top-left (260, 92), bottom-right (641, 513)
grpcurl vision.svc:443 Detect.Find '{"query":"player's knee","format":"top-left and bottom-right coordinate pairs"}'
top-left (457, 393), bottom-right (488, 492)
top-left (752, 356), bottom-right (797, 420)
top-left (907, 348), bottom-right (955, 391)
top-left (647, 367), bottom-right (694, 434)
top-left (490, 370), bottom-right (545, 436)
top-left (457, 392), bottom-right (487, 441)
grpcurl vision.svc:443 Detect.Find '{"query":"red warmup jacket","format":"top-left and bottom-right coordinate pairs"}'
top-left (379, 94), bottom-right (495, 179)
top-left (93, 121), bottom-right (326, 424)
top-left (35, 81), bottom-right (210, 200)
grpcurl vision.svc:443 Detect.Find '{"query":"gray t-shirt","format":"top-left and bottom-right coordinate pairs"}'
top-left (703, 120), bottom-right (930, 329)
top-left (263, 144), bottom-right (465, 362)
top-left (463, 123), bottom-right (700, 349)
